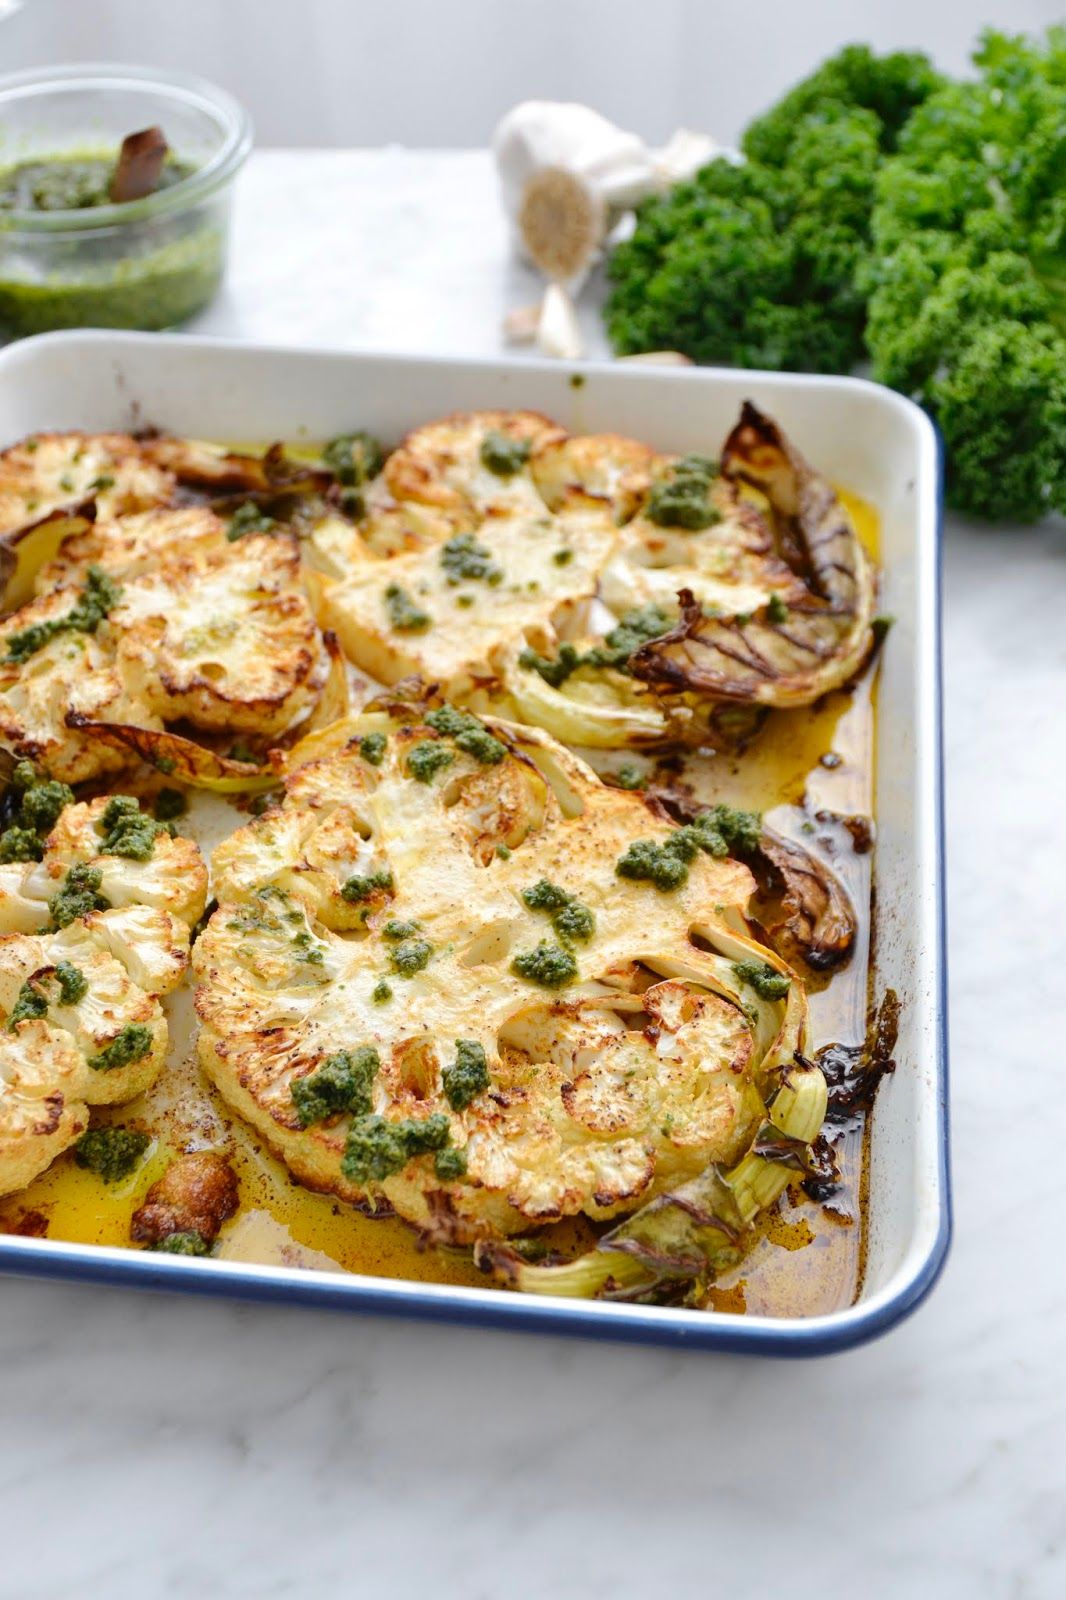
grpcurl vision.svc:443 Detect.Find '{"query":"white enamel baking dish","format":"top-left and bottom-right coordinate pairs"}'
top-left (0, 331), bottom-right (949, 1354)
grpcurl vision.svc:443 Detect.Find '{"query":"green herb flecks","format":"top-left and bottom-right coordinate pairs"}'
top-left (732, 959), bottom-right (791, 1000)
top-left (480, 430), bottom-right (531, 477)
top-left (359, 732), bottom-right (388, 766)
top-left (440, 533), bottom-right (503, 586)
top-left (5, 564), bottom-right (121, 663)
top-left (291, 1046), bottom-right (380, 1128)
top-left (340, 868), bottom-right (393, 904)
top-left (645, 455), bottom-right (721, 530)
top-left (74, 1126), bottom-right (150, 1183)
top-left (226, 502), bottom-right (277, 541)
top-left (384, 584), bottom-right (431, 633)
top-left (519, 605), bottom-right (672, 688)
top-left (323, 432), bottom-right (383, 490)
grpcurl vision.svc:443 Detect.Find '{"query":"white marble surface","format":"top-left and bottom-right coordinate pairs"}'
top-left (3, 151), bottom-right (1064, 1600)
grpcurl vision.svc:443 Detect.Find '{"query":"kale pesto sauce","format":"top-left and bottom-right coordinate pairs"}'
top-left (0, 151), bottom-right (222, 337)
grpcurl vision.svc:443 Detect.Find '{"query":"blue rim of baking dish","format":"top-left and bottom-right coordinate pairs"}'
top-left (0, 338), bottom-right (951, 1356)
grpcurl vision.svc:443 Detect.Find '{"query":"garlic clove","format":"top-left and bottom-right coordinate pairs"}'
top-left (536, 283), bottom-right (585, 361)
top-left (651, 129), bottom-right (720, 191)
top-left (502, 303), bottom-right (542, 345)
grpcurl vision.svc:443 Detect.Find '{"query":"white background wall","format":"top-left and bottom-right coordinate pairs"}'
top-left (1, 0), bottom-right (1062, 149)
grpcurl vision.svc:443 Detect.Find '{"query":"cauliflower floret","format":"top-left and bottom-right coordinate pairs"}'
top-left (0, 602), bottom-right (159, 784)
top-left (0, 789), bottom-right (207, 1198)
top-left (196, 706), bottom-right (798, 1244)
top-left (0, 431), bottom-right (174, 543)
top-left (15, 796), bottom-right (207, 932)
top-left (35, 507), bottom-right (228, 593)
top-left (0, 1021), bottom-right (87, 1195)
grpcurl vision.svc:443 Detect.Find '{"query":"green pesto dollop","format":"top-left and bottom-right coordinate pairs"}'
top-left (371, 979), bottom-right (393, 1005)
top-left (153, 787), bottom-right (187, 823)
top-left (153, 1230), bottom-right (210, 1256)
top-left (73, 1125), bottom-right (149, 1183)
top-left (616, 805), bottom-right (762, 892)
top-left (340, 1111), bottom-right (451, 1183)
top-left (389, 937), bottom-right (433, 977)
top-left (0, 153), bottom-right (224, 339)
top-left (767, 593), bottom-right (789, 623)
top-left (479, 430), bottom-right (531, 477)
top-left (645, 455), bottom-right (721, 530)
top-left (732, 959), bottom-right (791, 1000)
top-left (359, 732), bottom-right (388, 766)
top-left (49, 863), bottom-right (110, 929)
top-left (442, 1039), bottom-right (490, 1111)
top-left (5, 565), bottom-right (121, 663)
top-left (382, 918), bottom-right (420, 941)
top-left (98, 794), bottom-right (167, 861)
top-left (291, 1047), bottom-right (379, 1128)
top-left (519, 604), bottom-right (671, 688)
top-left (406, 741), bottom-right (455, 784)
top-left (340, 868), bottom-right (393, 904)
top-left (439, 534), bottom-right (503, 586)
top-left (226, 502), bottom-right (277, 541)
top-left (323, 432), bottom-right (383, 488)
top-left (0, 762), bottom-right (74, 863)
top-left (54, 961), bottom-right (88, 1005)
top-left (89, 1022), bottom-right (153, 1072)
top-left (425, 705), bottom-right (506, 765)
top-left (384, 583), bottom-right (431, 633)
top-left (7, 980), bottom-right (48, 1029)
top-left (521, 879), bottom-right (595, 943)
top-left (511, 940), bottom-right (578, 989)
top-left (434, 1146), bottom-right (468, 1181)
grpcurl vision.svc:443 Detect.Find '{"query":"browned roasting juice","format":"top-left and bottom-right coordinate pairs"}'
top-left (1, 492), bottom-right (879, 1318)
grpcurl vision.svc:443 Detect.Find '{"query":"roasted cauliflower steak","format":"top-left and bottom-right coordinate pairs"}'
top-left (0, 791), bottom-right (207, 1196)
top-left (195, 700), bottom-right (805, 1244)
top-left (317, 405), bottom-right (875, 751)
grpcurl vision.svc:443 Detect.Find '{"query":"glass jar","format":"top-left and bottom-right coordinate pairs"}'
top-left (0, 62), bottom-right (252, 338)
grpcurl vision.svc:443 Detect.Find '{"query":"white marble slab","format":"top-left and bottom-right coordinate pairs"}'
top-left (2, 150), bottom-right (1063, 1600)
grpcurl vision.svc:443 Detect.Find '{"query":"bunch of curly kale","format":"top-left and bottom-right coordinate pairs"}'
top-left (605, 31), bottom-right (1066, 522)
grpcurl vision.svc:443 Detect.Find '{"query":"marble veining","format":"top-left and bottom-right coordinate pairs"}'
top-left (0, 150), bottom-right (1063, 1600)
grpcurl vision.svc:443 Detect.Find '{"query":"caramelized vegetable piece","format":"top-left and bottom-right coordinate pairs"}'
top-left (130, 1150), bottom-right (238, 1249)
top-left (629, 403), bottom-right (874, 708)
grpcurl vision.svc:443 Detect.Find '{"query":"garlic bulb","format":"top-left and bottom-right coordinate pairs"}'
top-left (493, 100), bottom-right (718, 292)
